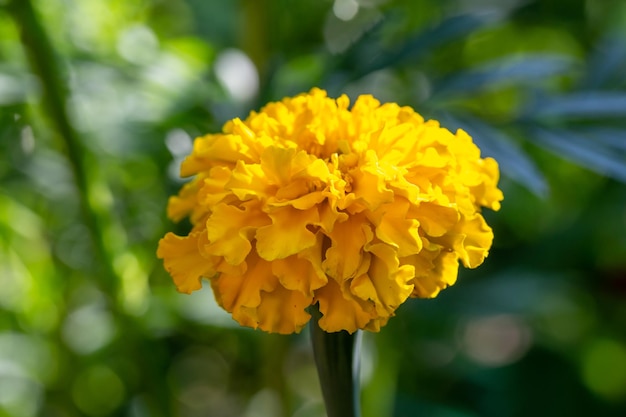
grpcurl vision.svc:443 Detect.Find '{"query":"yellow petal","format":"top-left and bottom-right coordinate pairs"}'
top-left (351, 94), bottom-right (381, 115)
top-left (322, 214), bottom-right (373, 280)
top-left (471, 157), bottom-right (503, 211)
top-left (167, 179), bottom-right (201, 223)
top-left (349, 151), bottom-right (394, 211)
top-left (157, 231), bottom-right (217, 294)
top-left (272, 186), bottom-right (327, 210)
top-left (316, 199), bottom-right (349, 233)
top-left (410, 202), bottom-right (460, 237)
top-left (351, 243), bottom-right (414, 316)
top-left (256, 286), bottom-right (312, 334)
top-left (260, 146), bottom-right (297, 186)
top-left (212, 251), bottom-right (313, 334)
top-left (408, 249), bottom-right (459, 298)
top-left (419, 147), bottom-right (451, 168)
top-left (372, 198), bottom-right (422, 257)
top-left (454, 128), bottom-right (482, 160)
top-left (213, 251), bottom-right (277, 315)
top-left (272, 179), bottom-right (310, 202)
top-left (369, 123), bottom-right (412, 158)
top-left (388, 172), bottom-right (421, 203)
top-left (314, 279), bottom-right (373, 334)
top-left (432, 213), bottom-right (494, 268)
top-left (256, 206), bottom-right (319, 260)
top-left (272, 235), bottom-right (327, 296)
top-left (294, 156), bottom-right (332, 182)
top-left (205, 201), bottom-right (271, 265)
top-left (227, 161), bottom-right (274, 202)
top-left (197, 166), bottom-right (232, 207)
top-left (223, 117), bottom-right (256, 141)
top-left (363, 316), bottom-right (389, 332)
top-left (180, 133), bottom-right (253, 177)
top-left (456, 214), bottom-right (494, 268)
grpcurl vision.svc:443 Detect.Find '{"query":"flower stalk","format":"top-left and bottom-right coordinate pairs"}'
top-left (310, 302), bottom-right (362, 417)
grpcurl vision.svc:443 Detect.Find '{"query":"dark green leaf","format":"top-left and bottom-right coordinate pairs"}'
top-left (354, 11), bottom-right (501, 78)
top-left (578, 128), bottom-right (626, 152)
top-left (527, 127), bottom-right (626, 182)
top-left (525, 92), bottom-right (626, 119)
top-left (583, 33), bottom-right (626, 89)
top-left (432, 54), bottom-right (576, 97)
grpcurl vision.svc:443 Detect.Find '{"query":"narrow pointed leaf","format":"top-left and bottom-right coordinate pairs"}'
top-left (526, 92), bottom-right (626, 119)
top-left (433, 54), bottom-right (575, 97)
top-left (583, 33), bottom-right (626, 89)
top-left (355, 12), bottom-right (500, 78)
top-left (528, 127), bottom-right (626, 183)
top-left (577, 128), bottom-right (626, 152)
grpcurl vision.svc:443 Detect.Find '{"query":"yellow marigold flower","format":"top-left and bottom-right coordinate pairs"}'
top-left (157, 88), bottom-right (503, 334)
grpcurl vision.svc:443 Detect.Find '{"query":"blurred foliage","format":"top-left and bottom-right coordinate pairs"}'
top-left (1, 0), bottom-right (626, 416)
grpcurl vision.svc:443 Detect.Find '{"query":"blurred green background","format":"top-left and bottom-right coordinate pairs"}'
top-left (1, 0), bottom-right (626, 416)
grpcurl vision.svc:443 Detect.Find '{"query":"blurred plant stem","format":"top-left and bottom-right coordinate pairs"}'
top-left (362, 330), bottom-right (400, 417)
top-left (310, 303), bottom-right (362, 417)
top-left (7, 0), bottom-right (119, 296)
top-left (261, 334), bottom-right (293, 416)
top-left (241, 0), bottom-right (270, 81)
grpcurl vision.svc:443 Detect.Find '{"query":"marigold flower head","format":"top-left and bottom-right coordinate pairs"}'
top-left (157, 88), bottom-right (503, 334)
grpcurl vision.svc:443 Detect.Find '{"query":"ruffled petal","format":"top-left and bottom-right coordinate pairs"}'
top-left (410, 202), bottom-right (460, 238)
top-left (227, 161), bottom-right (273, 202)
top-left (316, 199), bottom-right (349, 233)
top-left (211, 251), bottom-right (277, 323)
top-left (157, 231), bottom-right (217, 294)
top-left (322, 215), bottom-right (374, 280)
top-left (407, 248), bottom-right (459, 298)
top-left (315, 279), bottom-right (374, 334)
top-left (256, 206), bottom-right (319, 260)
top-left (471, 157), bottom-right (503, 211)
top-left (272, 234), bottom-right (328, 296)
top-left (205, 201), bottom-right (271, 265)
top-left (294, 156), bottom-right (332, 182)
top-left (260, 146), bottom-right (297, 186)
top-left (197, 166), bottom-right (232, 207)
top-left (432, 213), bottom-right (494, 268)
top-left (256, 286), bottom-right (312, 334)
top-left (455, 214), bottom-right (494, 268)
top-left (167, 179), bottom-right (201, 223)
top-left (180, 133), bottom-right (254, 176)
top-left (371, 198), bottom-right (422, 257)
top-left (349, 151), bottom-right (394, 211)
top-left (351, 243), bottom-right (414, 316)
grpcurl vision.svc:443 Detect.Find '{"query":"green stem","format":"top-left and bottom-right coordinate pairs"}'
top-left (7, 0), bottom-right (118, 295)
top-left (310, 303), bottom-right (362, 417)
